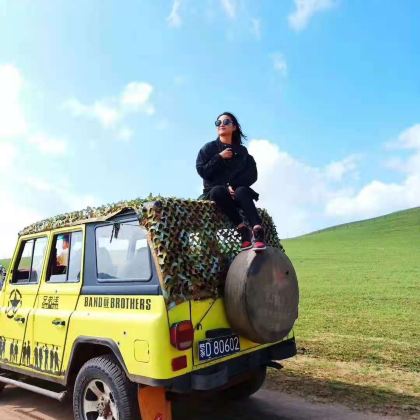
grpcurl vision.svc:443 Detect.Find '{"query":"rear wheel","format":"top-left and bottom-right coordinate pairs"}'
top-left (73, 354), bottom-right (139, 420)
top-left (222, 366), bottom-right (266, 400)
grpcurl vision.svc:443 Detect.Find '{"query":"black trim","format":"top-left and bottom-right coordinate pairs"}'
top-left (205, 328), bottom-right (233, 339)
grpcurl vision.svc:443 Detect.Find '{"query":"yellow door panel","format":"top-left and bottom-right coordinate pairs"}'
top-left (23, 228), bottom-right (84, 377)
top-left (0, 235), bottom-right (49, 370)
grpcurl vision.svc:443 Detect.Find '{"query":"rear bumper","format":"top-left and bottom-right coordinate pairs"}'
top-left (131, 337), bottom-right (296, 393)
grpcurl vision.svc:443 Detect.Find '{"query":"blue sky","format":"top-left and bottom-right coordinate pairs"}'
top-left (1, 0), bottom-right (420, 257)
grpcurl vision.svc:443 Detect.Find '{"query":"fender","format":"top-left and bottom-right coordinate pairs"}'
top-left (64, 336), bottom-right (128, 384)
top-left (64, 336), bottom-right (180, 388)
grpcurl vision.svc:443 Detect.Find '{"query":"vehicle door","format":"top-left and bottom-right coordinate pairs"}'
top-left (0, 234), bottom-right (49, 369)
top-left (24, 227), bottom-right (84, 376)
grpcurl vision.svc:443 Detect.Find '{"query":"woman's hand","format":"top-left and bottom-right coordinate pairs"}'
top-left (219, 148), bottom-right (233, 159)
top-left (228, 185), bottom-right (235, 198)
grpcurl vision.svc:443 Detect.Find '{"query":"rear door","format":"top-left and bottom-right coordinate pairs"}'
top-left (24, 227), bottom-right (84, 376)
top-left (191, 298), bottom-right (262, 367)
top-left (0, 235), bottom-right (48, 369)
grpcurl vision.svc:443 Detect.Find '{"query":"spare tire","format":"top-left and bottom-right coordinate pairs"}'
top-left (224, 247), bottom-right (299, 344)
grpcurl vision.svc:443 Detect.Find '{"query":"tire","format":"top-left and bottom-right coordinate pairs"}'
top-left (222, 366), bottom-right (266, 400)
top-left (225, 247), bottom-right (299, 344)
top-left (73, 354), bottom-right (139, 420)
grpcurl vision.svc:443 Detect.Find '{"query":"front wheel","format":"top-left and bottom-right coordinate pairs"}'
top-left (73, 354), bottom-right (139, 420)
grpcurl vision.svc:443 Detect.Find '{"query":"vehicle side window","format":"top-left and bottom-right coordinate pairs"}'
top-left (96, 223), bottom-right (152, 281)
top-left (47, 231), bottom-right (83, 283)
top-left (68, 231), bottom-right (83, 282)
top-left (31, 237), bottom-right (48, 283)
top-left (12, 237), bottom-right (47, 284)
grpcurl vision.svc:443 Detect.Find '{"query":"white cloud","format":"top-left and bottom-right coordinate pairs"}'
top-left (0, 189), bottom-right (42, 259)
top-left (324, 154), bottom-right (361, 181)
top-left (167, 0), bottom-right (183, 28)
top-left (220, 0), bottom-right (236, 19)
top-left (63, 81), bottom-right (155, 137)
top-left (0, 63), bottom-right (98, 258)
top-left (325, 124), bottom-right (420, 220)
top-left (251, 18), bottom-right (261, 39)
top-left (0, 171), bottom-right (99, 258)
top-left (272, 53), bottom-right (288, 76)
top-left (249, 139), bottom-right (356, 236)
top-left (116, 127), bottom-right (133, 142)
top-left (0, 64), bottom-right (27, 138)
top-left (20, 174), bottom-right (98, 211)
top-left (288, 0), bottom-right (335, 31)
top-left (92, 102), bottom-right (121, 127)
top-left (64, 98), bottom-right (121, 128)
top-left (249, 131), bottom-right (420, 237)
top-left (326, 177), bottom-right (420, 219)
top-left (395, 123), bottom-right (420, 150)
top-left (121, 82), bottom-right (154, 111)
top-left (27, 133), bottom-right (68, 155)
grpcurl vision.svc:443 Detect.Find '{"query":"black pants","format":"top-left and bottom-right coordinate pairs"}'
top-left (209, 186), bottom-right (262, 227)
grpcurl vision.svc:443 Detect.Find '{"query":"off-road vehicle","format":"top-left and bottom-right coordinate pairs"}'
top-left (0, 197), bottom-right (299, 419)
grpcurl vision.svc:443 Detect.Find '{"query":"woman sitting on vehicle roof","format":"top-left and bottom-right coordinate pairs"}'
top-left (196, 111), bottom-right (266, 251)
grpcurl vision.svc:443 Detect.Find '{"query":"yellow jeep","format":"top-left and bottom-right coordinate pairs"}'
top-left (0, 197), bottom-right (298, 419)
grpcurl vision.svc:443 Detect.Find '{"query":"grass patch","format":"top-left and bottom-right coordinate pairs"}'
top-left (275, 207), bottom-right (420, 414)
top-left (0, 259), bottom-right (10, 269)
top-left (266, 356), bottom-right (420, 418)
top-left (284, 207), bottom-right (420, 371)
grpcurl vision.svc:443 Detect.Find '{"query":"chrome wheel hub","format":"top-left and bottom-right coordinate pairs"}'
top-left (83, 379), bottom-right (118, 420)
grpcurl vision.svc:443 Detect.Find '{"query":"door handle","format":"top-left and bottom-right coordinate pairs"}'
top-left (52, 319), bottom-right (66, 327)
top-left (14, 315), bottom-right (25, 323)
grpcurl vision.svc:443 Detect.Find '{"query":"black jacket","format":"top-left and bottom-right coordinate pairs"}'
top-left (196, 139), bottom-right (259, 199)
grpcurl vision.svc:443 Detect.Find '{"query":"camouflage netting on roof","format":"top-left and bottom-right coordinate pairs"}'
top-left (20, 197), bottom-right (283, 304)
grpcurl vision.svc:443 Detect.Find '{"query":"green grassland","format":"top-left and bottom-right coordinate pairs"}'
top-left (0, 258), bottom-right (10, 269)
top-left (268, 207), bottom-right (420, 416)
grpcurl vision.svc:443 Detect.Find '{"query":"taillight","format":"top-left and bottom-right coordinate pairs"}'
top-left (170, 320), bottom-right (194, 350)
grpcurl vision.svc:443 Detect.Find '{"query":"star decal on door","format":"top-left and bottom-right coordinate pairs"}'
top-left (6, 289), bottom-right (22, 319)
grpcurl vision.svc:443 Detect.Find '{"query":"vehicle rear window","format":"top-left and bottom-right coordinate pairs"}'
top-left (95, 223), bottom-right (152, 281)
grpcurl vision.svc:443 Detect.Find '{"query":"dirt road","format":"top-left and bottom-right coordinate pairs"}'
top-left (0, 385), bottom-right (394, 419)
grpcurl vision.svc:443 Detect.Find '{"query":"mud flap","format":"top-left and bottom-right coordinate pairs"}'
top-left (138, 386), bottom-right (172, 420)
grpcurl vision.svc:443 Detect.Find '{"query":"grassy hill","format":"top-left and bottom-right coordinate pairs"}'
top-left (0, 259), bottom-right (10, 269)
top-left (268, 207), bottom-right (420, 415)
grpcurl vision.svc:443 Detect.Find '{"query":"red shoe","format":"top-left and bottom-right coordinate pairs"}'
top-left (237, 225), bottom-right (253, 251)
top-left (252, 226), bottom-right (266, 251)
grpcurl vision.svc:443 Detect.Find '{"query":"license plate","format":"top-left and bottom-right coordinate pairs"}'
top-left (198, 334), bottom-right (240, 361)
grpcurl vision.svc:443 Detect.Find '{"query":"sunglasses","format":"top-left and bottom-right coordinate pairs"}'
top-left (215, 118), bottom-right (233, 127)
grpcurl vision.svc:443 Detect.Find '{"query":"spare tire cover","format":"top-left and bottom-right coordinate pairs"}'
top-left (224, 247), bottom-right (299, 344)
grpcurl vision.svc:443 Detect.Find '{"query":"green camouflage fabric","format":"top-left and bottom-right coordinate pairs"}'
top-left (20, 197), bottom-right (283, 304)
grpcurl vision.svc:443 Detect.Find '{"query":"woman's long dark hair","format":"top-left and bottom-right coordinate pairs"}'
top-left (217, 111), bottom-right (247, 145)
